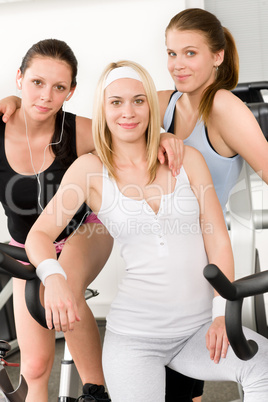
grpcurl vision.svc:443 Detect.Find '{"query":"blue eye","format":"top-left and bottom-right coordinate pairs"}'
top-left (186, 51), bottom-right (196, 56)
top-left (168, 51), bottom-right (176, 57)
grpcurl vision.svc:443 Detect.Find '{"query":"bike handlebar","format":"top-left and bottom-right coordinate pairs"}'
top-left (203, 264), bottom-right (268, 360)
top-left (1, 241), bottom-right (267, 357)
top-left (0, 242), bottom-right (47, 329)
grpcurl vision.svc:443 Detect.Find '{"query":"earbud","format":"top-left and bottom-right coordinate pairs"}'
top-left (18, 78), bottom-right (22, 89)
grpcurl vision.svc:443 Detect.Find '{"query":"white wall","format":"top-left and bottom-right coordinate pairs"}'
top-left (0, 0), bottom-right (205, 116)
top-left (0, 0), bottom-right (204, 317)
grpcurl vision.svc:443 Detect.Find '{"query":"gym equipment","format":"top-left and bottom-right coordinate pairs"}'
top-left (0, 244), bottom-right (98, 401)
top-left (232, 81), bottom-right (268, 103)
top-left (204, 264), bottom-right (268, 360)
top-left (0, 340), bottom-right (27, 402)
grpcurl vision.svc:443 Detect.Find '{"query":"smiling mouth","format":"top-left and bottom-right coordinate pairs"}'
top-left (119, 123), bottom-right (139, 129)
top-left (35, 105), bottom-right (51, 112)
top-left (175, 74), bottom-right (190, 81)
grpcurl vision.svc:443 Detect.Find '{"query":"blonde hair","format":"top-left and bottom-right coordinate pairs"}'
top-left (92, 60), bottom-right (161, 183)
top-left (166, 8), bottom-right (239, 124)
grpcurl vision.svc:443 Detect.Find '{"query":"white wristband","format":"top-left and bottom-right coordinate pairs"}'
top-left (36, 259), bottom-right (67, 286)
top-left (212, 295), bottom-right (226, 321)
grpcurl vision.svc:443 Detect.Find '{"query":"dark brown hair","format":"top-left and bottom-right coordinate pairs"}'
top-left (20, 39), bottom-right (78, 166)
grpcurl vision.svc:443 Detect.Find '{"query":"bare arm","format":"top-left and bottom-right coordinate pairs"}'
top-left (157, 90), bottom-right (184, 176)
top-left (75, 116), bottom-right (95, 155)
top-left (25, 153), bottom-right (102, 331)
top-left (26, 153), bottom-right (102, 265)
top-left (158, 132), bottom-right (184, 176)
top-left (184, 146), bottom-right (234, 364)
top-left (0, 96), bottom-right (21, 122)
top-left (210, 90), bottom-right (268, 184)
top-left (185, 146), bottom-right (234, 285)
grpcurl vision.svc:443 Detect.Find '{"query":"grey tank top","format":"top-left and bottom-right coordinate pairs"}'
top-left (163, 91), bottom-right (244, 215)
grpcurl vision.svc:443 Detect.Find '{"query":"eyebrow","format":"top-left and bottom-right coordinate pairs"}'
top-left (108, 94), bottom-right (147, 99)
top-left (32, 75), bottom-right (69, 85)
top-left (167, 45), bottom-right (199, 51)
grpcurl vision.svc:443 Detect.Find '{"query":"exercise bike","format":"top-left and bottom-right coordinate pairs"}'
top-left (0, 243), bottom-right (99, 402)
top-left (0, 243), bottom-right (268, 401)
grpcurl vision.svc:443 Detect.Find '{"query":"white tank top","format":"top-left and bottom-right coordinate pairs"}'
top-left (97, 165), bottom-right (213, 338)
top-left (163, 91), bottom-right (244, 216)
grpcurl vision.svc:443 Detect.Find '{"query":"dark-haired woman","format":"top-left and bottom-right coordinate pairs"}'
top-left (0, 38), bottom-right (181, 402)
top-left (2, 38), bottom-right (115, 402)
top-left (158, 8), bottom-right (268, 402)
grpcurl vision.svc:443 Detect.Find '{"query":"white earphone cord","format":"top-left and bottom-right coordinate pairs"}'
top-left (22, 102), bottom-right (89, 245)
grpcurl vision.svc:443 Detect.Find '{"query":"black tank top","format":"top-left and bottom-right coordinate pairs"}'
top-left (0, 112), bottom-right (90, 243)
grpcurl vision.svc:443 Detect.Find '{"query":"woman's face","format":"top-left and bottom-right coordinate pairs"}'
top-left (104, 77), bottom-right (150, 145)
top-left (166, 29), bottom-right (223, 95)
top-left (17, 56), bottom-right (74, 122)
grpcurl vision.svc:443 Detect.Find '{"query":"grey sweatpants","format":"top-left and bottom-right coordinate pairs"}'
top-left (102, 322), bottom-right (268, 402)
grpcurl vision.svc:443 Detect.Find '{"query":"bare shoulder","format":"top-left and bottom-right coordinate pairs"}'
top-left (157, 90), bottom-right (174, 104)
top-left (182, 145), bottom-right (212, 184)
top-left (212, 89), bottom-right (249, 116)
top-left (73, 153), bottom-right (103, 173)
top-left (210, 89), bottom-right (261, 136)
top-left (75, 115), bottom-right (94, 155)
top-left (183, 145), bottom-right (206, 166)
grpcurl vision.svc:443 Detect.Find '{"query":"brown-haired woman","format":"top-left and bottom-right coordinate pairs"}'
top-left (158, 7), bottom-right (268, 402)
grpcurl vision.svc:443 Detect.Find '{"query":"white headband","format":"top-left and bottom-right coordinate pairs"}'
top-left (104, 66), bottom-right (142, 89)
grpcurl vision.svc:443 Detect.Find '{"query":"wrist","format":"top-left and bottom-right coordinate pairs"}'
top-left (212, 295), bottom-right (226, 321)
top-left (36, 259), bottom-right (67, 286)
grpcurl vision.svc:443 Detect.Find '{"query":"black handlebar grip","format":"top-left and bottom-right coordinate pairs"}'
top-left (203, 264), bottom-right (237, 300)
top-left (25, 277), bottom-right (48, 329)
top-left (0, 243), bottom-right (49, 329)
top-left (225, 299), bottom-right (258, 360)
top-left (0, 251), bottom-right (35, 280)
top-left (203, 264), bottom-right (266, 360)
top-left (0, 242), bottom-right (29, 262)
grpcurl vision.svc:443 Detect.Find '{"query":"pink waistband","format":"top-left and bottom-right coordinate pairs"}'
top-left (9, 213), bottom-right (102, 263)
top-left (9, 237), bottom-right (66, 256)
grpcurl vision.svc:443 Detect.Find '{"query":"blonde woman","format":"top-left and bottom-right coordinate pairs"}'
top-left (25, 60), bottom-right (268, 402)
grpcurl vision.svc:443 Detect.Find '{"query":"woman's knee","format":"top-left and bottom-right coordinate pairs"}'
top-left (21, 352), bottom-right (54, 381)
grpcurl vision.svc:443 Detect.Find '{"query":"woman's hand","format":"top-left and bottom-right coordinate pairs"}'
top-left (44, 274), bottom-right (81, 332)
top-left (158, 132), bottom-right (184, 176)
top-left (205, 316), bottom-right (229, 363)
top-left (0, 96), bottom-right (21, 123)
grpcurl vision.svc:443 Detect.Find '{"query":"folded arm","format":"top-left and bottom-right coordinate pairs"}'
top-left (25, 154), bottom-right (102, 331)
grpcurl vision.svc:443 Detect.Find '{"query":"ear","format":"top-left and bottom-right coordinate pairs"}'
top-left (65, 86), bottom-right (76, 101)
top-left (16, 69), bottom-right (23, 90)
top-left (214, 49), bottom-right (224, 67)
